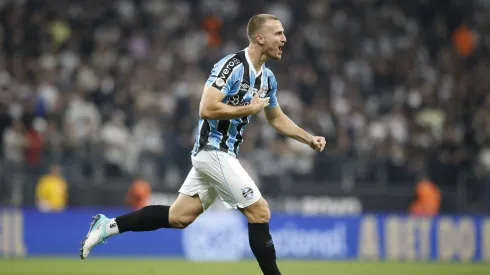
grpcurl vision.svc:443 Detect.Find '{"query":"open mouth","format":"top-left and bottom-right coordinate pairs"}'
top-left (278, 45), bottom-right (283, 52)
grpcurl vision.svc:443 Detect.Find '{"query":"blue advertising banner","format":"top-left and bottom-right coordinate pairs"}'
top-left (0, 208), bottom-right (489, 261)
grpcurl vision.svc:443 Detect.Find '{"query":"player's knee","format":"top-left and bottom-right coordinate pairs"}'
top-left (169, 212), bottom-right (195, 229)
top-left (168, 194), bottom-right (203, 229)
top-left (243, 198), bottom-right (271, 223)
top-left (169, 207), bottom-right (197, 229)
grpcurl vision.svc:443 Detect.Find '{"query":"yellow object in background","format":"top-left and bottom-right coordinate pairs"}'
top-left (50, 20), bottom-right (71, 47)
top-left (35, 164), bottom-right (67, 212)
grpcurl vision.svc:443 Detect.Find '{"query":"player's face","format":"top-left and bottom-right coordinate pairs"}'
top-left (261, 20), bottom-right (286, 60)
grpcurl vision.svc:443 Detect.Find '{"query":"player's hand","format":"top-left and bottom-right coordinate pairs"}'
top-left (308, 136), bottom-right (326, 152)
top-left (250, 89), bottom-right (270, 114)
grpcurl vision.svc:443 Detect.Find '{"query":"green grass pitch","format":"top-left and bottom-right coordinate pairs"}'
top-left (1, 258), bottom-right (489, 275)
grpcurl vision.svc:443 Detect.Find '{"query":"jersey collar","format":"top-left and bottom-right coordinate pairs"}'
top-left (244, 47), bottom-right (263, 77)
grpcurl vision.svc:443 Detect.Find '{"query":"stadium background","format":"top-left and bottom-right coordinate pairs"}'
top-left (0, 0), bottom-right (489, 274)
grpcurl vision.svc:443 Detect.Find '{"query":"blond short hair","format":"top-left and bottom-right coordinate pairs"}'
top-left (247, 14), bottom-right (280, 43)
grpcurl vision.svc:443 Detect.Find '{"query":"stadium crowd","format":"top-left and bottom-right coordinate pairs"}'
top-left (0, 0), bottom-right (489, 207)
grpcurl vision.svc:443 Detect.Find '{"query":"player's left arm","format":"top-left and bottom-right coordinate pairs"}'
top-left (263, 74), bottom-right (326, 152)
top-left (265, 106), bottom-right (325, 152)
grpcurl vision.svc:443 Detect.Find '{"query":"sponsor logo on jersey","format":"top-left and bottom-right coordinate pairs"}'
top-left (213, 57), bottom-right (241, 90)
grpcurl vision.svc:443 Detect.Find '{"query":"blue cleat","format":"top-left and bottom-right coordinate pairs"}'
top-left (79, 214), bottom-right (110, 259)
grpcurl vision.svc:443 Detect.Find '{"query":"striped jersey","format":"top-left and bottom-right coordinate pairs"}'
top-left (191, 47), bottom-right (279, 158)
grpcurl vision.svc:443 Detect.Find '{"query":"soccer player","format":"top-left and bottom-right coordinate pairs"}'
top-left (80, 14), bottom-right (326, 275)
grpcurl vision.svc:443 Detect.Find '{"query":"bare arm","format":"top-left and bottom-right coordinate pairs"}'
top-left (264, 106), bottom-right (313, 144)
top-left (265, 106), bottom-right (326, 152)
top-left (199, 86), bottom-right (269, 120)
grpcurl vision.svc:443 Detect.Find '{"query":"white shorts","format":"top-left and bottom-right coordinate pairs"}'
top-left (178, 147), bottom-right (262, 210)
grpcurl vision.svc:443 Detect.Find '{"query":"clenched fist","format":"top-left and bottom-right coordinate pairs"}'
top-left (308, 136), bottom-right (326, 152)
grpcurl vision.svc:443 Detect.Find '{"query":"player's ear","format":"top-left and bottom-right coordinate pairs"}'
top-left (256, 34), bottom-right (265, 46)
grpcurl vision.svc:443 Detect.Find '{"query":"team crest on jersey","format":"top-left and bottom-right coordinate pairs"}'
top-left (251, 87), bottom-right (267, 98)
top-left (241, 187), bottom-right (254, 199)
top-left (240, 83), bottom-right (249, 92)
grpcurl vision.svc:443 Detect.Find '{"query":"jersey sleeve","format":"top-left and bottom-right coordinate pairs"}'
top-left (267, 72), bottom-right (279, 108)
top-left (205, 55), bottom-right (242, 96)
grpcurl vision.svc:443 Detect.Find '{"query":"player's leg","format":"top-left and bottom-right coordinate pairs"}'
top-left (114, 193), bottom-right (204, 232)
top-left (79, 194), bottom-right (203, 259)
top-left (114, 159), bottom-right (219, 231)
top-left (240, 198), bottom-right (280, 275)
top-left (80, 164), bottom-right (217, 259)
top-left (195, 148), bottom-right (281, 275)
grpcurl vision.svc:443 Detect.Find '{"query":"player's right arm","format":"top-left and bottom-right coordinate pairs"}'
top-left (199, 86), bottom-right (269, 120)
top-left (199, 55), bottom-right (269, 120)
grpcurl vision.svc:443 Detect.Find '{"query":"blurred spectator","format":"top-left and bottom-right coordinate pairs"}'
top-left (452, 23), bottom-right (476, 57)
top-left (100, 110), bottom-right (130, 177)
top-left (3, 120), bottom-right (26, 164)
top-left (125, 178), bottom-right (152, 210)
top-left (0, 0), bottom-right (487, 211)
top-left (133, 117), bottom-right (164, 182)
top-left (64, 92), bottom-right (101, 147)
top-left (35, 164), bottom-right (68, 212)
top-left (410, 177), bottom-right (441, 216)
top-left (23, 120), bottom-right (44, 167)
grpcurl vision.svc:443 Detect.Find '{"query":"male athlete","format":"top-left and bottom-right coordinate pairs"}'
top-left (80, 14), bottom-right (326, 275)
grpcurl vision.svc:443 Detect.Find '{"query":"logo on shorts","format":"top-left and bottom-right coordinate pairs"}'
top-left (241, 187), bottom-right (254, 199)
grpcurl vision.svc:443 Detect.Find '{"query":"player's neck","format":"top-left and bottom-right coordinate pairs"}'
top-left (247, 44), bottom-right (267, 73)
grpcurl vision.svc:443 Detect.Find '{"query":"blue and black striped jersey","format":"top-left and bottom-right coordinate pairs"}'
top-left (192, 47), bottom-right (279, 158)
